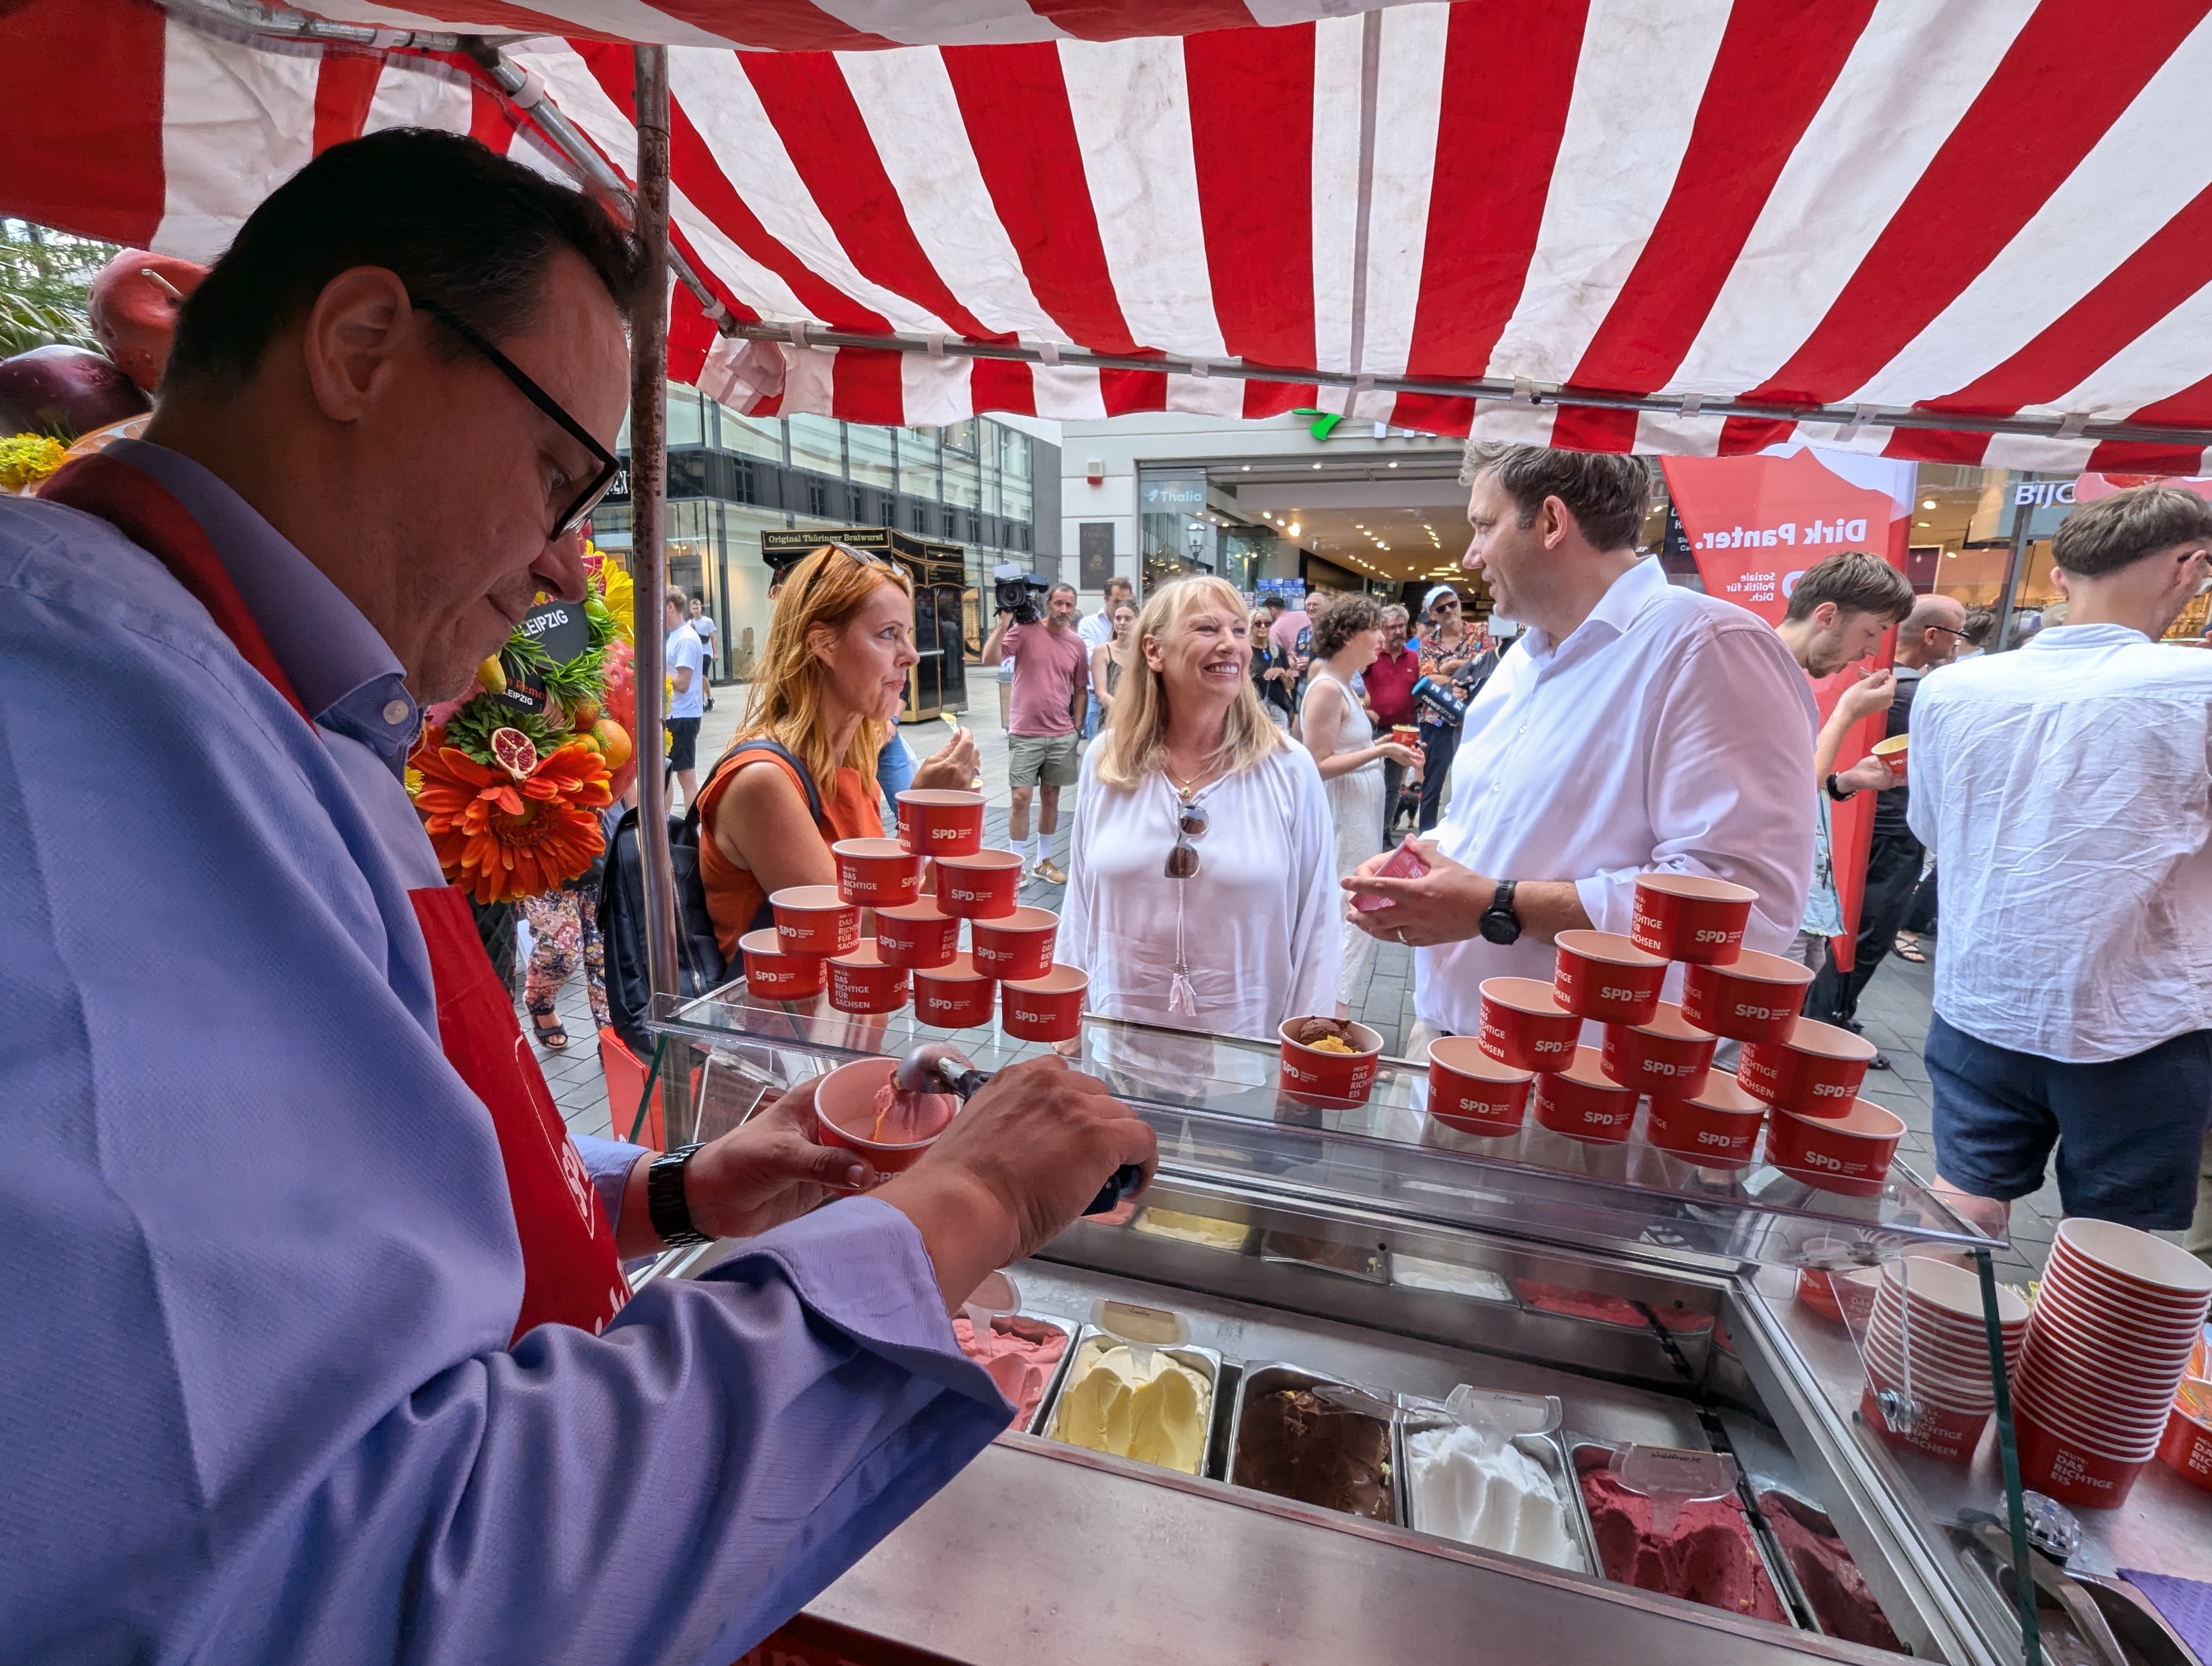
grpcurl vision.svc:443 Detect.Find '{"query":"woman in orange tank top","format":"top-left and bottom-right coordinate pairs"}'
top-left (698, 544), bottom-right (978, 958)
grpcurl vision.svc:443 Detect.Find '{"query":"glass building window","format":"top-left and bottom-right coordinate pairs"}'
top-left (943, 446), bottom-right (981, 511)
top-left (901, 426), bottom-right (941, 499)
top-left (847, 424), bottom-right (897, 491)
top-left (716, 406), bottom-right (785, 463)
top-left (788, 414), bottom-right (844, 479)
top-left (666, 383), bottom-right (705, 449)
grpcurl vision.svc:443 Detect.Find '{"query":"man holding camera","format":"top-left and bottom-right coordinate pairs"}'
top-left (983, 581), bottom-right (1088, 884)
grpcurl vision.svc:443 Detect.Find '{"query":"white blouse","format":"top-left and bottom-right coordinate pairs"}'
top-left (1061, 742), bottom-right (1342, 1042)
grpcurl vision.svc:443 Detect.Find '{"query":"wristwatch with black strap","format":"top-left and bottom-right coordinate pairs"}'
top-left (1824, 772), bottom-right (1855, 802)
top-left (1477, 878), bottom-right (1521, 945)
top-left (647, 1142), bottom-right (710, 1248)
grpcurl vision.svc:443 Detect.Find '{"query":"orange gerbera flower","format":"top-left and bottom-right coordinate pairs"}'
top-left (411, 728), bottom-right (614, 904)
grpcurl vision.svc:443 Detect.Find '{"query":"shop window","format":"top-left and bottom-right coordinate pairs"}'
top-left (808, 479), bottom-right (829, 518)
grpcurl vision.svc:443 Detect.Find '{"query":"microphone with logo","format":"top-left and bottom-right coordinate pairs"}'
top-left (1410, 675), bottom-right (1467, 726)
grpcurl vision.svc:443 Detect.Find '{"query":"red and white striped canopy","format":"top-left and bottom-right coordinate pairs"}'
top-left (12, 0), bottom-right (2212, 471)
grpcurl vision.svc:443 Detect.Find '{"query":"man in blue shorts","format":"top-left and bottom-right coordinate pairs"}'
top-left (1909, 484), bottom-right (2212, 1236)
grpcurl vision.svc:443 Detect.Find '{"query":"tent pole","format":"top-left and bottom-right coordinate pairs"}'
top-left (627, 43), bottom-right (691, 1146)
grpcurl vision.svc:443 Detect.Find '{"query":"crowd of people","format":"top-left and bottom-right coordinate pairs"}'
top-left (8, 123), bottom-right (2209, 1663)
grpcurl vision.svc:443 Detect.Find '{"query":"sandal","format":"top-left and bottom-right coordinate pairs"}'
top-left (531, 1014), bottom-right (570, 1050)
top-left (1893, 932), bottom-right (1927, 964)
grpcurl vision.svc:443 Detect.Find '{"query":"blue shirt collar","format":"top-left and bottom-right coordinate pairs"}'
top-left (109, 440), bottom-right (420, 772)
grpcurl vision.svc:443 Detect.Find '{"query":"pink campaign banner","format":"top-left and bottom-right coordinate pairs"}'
top-left (1659, 448), bottom-right (1915, 973)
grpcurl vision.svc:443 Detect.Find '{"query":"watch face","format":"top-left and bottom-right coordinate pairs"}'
top-left (1479, 911), bottom-right (1520, 946)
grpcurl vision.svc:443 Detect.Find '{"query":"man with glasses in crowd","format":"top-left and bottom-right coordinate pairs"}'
top-left (1804, 591), bottom-right (1966, 1034)
top-left (1413, 584), bottom-right (1487, 831)
top-left (0, 130), bottom-right (1153, 1661)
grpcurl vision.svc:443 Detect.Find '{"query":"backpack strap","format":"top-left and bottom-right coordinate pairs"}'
top-left (708, 737), bottom-right (826, 825)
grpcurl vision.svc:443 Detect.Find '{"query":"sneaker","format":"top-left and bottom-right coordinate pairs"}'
top-left (1032, 858), bottom-right (1068, 885)
top-left (1868, 1051), bottom-right (1893, 1071)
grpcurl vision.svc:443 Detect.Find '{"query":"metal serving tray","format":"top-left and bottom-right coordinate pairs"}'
top-left (1227, 1362), bottom-right (1405, 1527)
top-left (1395, 1404), bottom-right (1599, 1577)
top-left (1036, 1327), bottom-right (1230, 1478)
top-left (1568, 1440), bottom-right (1806, 1635)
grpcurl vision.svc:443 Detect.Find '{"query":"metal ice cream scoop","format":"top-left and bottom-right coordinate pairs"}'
top-left (890, 1042), bottom-right (1144, 1218)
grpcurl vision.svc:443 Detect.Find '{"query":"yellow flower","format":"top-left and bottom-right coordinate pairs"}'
top-left (593, 547), bottom-right (636, 645)
top-left (1, 433), bottom-right (68, 494)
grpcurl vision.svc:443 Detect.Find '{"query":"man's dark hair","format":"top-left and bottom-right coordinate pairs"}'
top-left (166, 129), bottom-right (642, 392)
top-left (1461, 443), bottom-right (1652, 552)
top-left (1259, 594), bottom-right (1284, 613)
top-left (2052, 484), bottom-right (2212, 577)
top-left (1783, 553), bottom-right (1914, 625)
top-left (1962, 607), bottom-right (1996, 646)
top-left (1048, 581), bottom-right (1078, 603)
top-left (1310, 593), bottom-right (1382, 658)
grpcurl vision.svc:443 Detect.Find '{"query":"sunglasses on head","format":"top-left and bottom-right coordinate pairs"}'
top-left (1164, 799), bottom-right (1210, 880)
top-left (411, 292), bottom-right (620, 540)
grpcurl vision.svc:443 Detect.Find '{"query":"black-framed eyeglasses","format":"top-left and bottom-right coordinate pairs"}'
top-left (1165, 799), bottom-right (1210, 879)
top-left (1927, 625), bottom-right (1970, 642)
top-left (412, 293), bottom-right (619, 540)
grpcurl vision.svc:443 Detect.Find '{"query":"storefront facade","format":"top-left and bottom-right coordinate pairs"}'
top-left (590, 386), bottom-right (1060, 681)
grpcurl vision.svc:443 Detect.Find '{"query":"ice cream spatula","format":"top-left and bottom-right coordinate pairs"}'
top-left (891, 1042), bottom-right (1144, 1217)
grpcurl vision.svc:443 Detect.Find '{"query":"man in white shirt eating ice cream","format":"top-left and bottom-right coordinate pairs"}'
top-left (1345, 444), bottom-right (1817, 1049)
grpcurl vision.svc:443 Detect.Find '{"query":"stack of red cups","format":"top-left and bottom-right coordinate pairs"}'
top-left (2014, 1219), bottom-right (2212, 1508)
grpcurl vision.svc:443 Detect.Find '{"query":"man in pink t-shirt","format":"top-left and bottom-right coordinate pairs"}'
top-left (981, 582), bottom-right (1089, 883)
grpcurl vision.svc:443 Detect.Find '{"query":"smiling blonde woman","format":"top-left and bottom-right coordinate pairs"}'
top-left (1060, 576), bottom-right (1340, 1040)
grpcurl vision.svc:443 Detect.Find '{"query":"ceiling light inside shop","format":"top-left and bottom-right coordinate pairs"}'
top-left (1287, 522), bottom-right (1301, 536)
top-left (1922, 499), bottom-right (1936, 509)
top-left (1388, 460), bottom-right (1399, 468)
top-left (1916, 521), bottom-right (1931, 527)
top-left (1311, 462), bottom-right (1323, 470)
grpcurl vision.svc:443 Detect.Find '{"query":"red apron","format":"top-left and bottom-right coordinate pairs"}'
top-left (43, 452), bottom-right (629, 1342)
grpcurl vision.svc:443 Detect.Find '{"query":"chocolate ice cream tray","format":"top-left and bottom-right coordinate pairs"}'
top-left (1568, 1440), bottom-right (1808, 1633)
top-left (1227, 1363), bottom-right (1406, 1527)
top-left (1259, 1229), bottom-right (1387, 1283)
top-left (1394, 1394), bottom-right (1599, 1576)
top-left (1036, 1327), bottom-right (1231, 1473)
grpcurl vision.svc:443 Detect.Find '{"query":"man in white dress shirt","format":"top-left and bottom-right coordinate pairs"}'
top-left (1344, 445), bottom-right (1817, 1046)
top-left (1908, 484), bottom-right (2212, 1238)
top-left (1078, 575), bottom-right (1134, 739)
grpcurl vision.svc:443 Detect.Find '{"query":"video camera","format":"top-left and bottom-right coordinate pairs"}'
top-left (993, 562), bottom-right (1051, 625)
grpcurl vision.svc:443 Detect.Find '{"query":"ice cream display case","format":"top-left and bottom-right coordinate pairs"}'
top-left (642, 985), bottom-right (2212, 1666)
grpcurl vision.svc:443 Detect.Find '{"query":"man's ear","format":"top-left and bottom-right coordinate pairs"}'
top-left (299, 266), bottom-right (414, 426)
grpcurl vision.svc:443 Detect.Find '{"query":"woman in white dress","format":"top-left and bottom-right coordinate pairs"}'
top-left (1062, 576), bottom-right (1340, 1043)
top-left (1298, 594), bottom-right (1419, 1016)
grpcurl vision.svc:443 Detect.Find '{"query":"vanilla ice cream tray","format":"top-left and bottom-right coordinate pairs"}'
top-left (1395, 1400), bottom-right (1598, 1576)
top-left (1034, 1327), bottom-right (1231, 1474)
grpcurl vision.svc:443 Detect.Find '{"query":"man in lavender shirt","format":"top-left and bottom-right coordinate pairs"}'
top-left (0, 132), bottom-right (1154, 1664)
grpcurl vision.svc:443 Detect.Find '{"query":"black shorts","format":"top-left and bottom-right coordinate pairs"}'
top-left (664, 716), bottom-right (701, 772)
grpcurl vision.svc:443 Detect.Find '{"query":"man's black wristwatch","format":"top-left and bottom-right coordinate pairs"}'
top-left (647, 1142), bottom-right (710, 1247)
top-left (1824, 772), bottom-right (1855, 802)
top-left (1477, 879), bottom-right (1522, 945)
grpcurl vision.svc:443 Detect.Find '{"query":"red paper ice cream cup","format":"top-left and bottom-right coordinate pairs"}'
top-left (2016, 1407), bottom-right (2153, 1509)
top-left (968, 905), bottom-right (1059, 982)
top-left (1001, 964), bottom-right (1088, 1041)
top-left (815, 1055), bottom-right (945, 1174)
top-left (911, 952), bottom-right (996, 1029)
top-left (1871, 734), bottom-right (1908, 781)
top-left (1279, 1018), bottom-right (1386, 1105)
top-left (896, 789), bottom-right (985, 857)
top-left (1860, 1368), bottom-right (1990, 1465)
top-left (873, 899), bottom-right (960, 969)
top-left (1599, 1001), bottom-right (1716, 1097)
top-left (1426, 1036), bottom-right (1533, 1136)
top-left (770, 884), bottom-right (859, 954)
top-left (1765, 1097), bottom-right (1904, 1196)
top-left (1738, 1018), bottom-right (1879, 1116)
top-left (827, 941), bottom-right (911, 1014)
top-left (1680, 951), bottom-right (1817, 1043)
top-left (1630, 872), bottom-right (1757, 965)
top-left (2158, 1405), bottom-right (2212, 1494)
top-left (832, 837), bottom-right (924, 907)
top-left (1644, 1075), bottom-right (1767, 1167)
top-left (1477, 977), bottom-right (1581, 1071)
top-left (1551, 931), bottom-right (1667, 1025)
top-left (1532, 1046), bottom-right (1641, 1144)
top-left (739, 927), bottom-right (826, 999)
top-left (936, 849), bottom-right (1024, 919)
